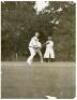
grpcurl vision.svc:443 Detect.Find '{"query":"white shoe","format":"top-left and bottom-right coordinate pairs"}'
top-left (26, 60), bottom-right (32, 66)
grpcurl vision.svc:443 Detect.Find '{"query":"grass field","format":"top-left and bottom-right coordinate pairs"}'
top-left (1, 62), bottom-right (75, 99)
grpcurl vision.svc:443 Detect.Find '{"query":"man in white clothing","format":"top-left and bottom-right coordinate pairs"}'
top-left (27, 32), bottom-right (43, 65)
top-left (44, 36), bottom-right (55, 62)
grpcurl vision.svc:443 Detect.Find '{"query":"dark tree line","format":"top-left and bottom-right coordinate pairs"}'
top-left (1, 1), bottom-right (75, 61)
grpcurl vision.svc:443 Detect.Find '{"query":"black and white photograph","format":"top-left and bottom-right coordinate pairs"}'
top-left (1, 0), bottom-right (76, 99)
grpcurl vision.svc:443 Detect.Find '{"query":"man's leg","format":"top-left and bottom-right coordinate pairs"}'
top-left (37, 49), bottom-right (43, 63)
top-left (27, 47), bottom-right (36, 65)
top-left (44, 48), bottom-right (50, 62)
top-left (50, 58), bottom-right (55, 62)
top-left (50, 50), bottom-right (55, 62)
top-left (44, 58), bottom-right (48, 62)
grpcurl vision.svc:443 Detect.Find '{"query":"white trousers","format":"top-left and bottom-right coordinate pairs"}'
top-left (44, 47), bottom-right (55, 58)
top-left (27, 47), bottom-right (43, 65)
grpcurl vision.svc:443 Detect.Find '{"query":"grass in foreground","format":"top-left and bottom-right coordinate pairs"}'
top-left (1, 62), bottom-right (75, 99)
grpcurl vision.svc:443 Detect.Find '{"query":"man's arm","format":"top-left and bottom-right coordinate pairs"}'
top-left (42, 41), bottom-right (49, 46)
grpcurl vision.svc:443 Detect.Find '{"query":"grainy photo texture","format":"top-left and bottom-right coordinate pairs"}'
top-left (1, 1), bottom-right (76, 99)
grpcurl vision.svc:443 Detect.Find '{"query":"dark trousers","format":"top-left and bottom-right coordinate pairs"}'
top-left (44, 58), bottom-right (55, 62)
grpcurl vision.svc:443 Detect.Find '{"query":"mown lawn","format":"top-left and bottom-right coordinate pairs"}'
top-left (1, 62), bottom-right (75, 99)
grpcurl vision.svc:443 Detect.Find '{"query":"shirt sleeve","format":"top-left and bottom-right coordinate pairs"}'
top-left (29, 37), bottom-right (39, 47)
top-left (46, 41), bottom-right (49, 44)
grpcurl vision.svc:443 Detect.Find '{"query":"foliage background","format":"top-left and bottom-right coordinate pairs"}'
top-left (1, 1), bottom-right (75, 61)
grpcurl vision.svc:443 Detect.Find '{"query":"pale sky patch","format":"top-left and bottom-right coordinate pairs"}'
top-left (1, 0), bottom-right (5, 3)
top-left (34, 1), bottom-right (49, 14)
top-left (55, 20), bottom-right (59, 24)
top-left (65, 4), bottom-right (69, 8)
top-left (50, 19), bottom-right (60, 25)
top-left (50, 18), bottom-right (56, 24)
top-left (56, 7), bottom-right (63, 12)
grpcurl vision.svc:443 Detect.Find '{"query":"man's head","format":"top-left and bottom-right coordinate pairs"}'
top-left (48, 36), bottom-right (52, 40)
top-left (35, 32), bottom-right (40, 37)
